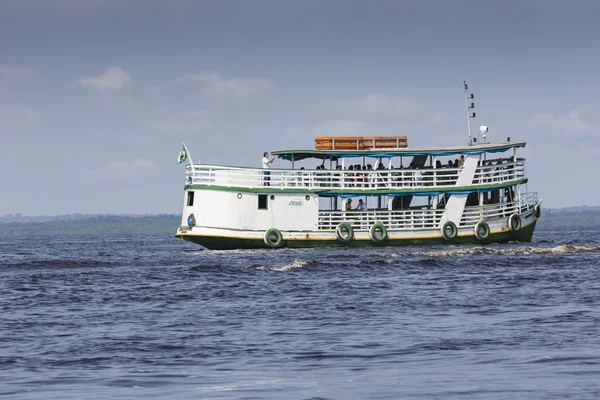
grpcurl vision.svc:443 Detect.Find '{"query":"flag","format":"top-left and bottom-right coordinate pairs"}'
top-left (177, 145), bottom-right (187, 165)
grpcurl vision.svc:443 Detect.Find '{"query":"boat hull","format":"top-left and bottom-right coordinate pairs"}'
top-left (176, 219), bottom-right (537, 251)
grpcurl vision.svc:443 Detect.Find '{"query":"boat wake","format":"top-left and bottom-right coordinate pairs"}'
top-left (251, 259), bottom-right (320, 272)
top-left (419, 245), bottom-right (600, 257)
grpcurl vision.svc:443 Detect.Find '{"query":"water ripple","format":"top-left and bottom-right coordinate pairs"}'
top-left (1, 230), bottom-right (600, 399)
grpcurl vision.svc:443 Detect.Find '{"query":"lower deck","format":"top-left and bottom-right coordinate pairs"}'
top-left (176, 208), bottom-right (538, 250)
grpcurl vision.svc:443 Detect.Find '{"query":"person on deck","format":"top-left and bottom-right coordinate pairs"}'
top-left (356, 199), bottom-right (365, 211)
top-left (262, 152), bottom-right (275, 186)
top-left (345, 198), bottom-right (353, 211)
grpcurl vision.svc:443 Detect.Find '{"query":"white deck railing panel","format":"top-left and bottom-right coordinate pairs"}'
top-left (316, 193), bottom-right (537, 231)
top-left (186, 159), bottom-right (526, 191)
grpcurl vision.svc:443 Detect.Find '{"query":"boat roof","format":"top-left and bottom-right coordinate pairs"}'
top-left (273, 141), bottom-right (526, 161)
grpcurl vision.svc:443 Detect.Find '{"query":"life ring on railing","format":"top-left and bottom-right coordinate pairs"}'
top-left (335, 222), bottom-right (354, 243)
top-left (264, 228), bottom-right (284, 248)
top-left (508, 214), bottom-right (521, 232)
top-left (369, 223), bottom-right (388, 243)
top-left (474, 220), bottom-right (490, 241)
top-left (534, 204), bottom-right (541, 218)
top-left (440, 221), bottom-right (458, 240)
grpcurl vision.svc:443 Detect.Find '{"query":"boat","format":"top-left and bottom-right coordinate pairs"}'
top-left (175, 84), bottom-right (541, 250)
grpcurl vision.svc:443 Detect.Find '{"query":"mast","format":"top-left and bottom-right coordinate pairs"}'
top-left (464, 81), bottom-right (475, 145)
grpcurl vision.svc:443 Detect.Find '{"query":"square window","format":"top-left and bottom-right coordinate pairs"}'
top-left (258, 194), bottom-right (268, 210)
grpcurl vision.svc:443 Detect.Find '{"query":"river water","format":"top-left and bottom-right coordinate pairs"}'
top-left (1, 228), bottom-right (600, 399)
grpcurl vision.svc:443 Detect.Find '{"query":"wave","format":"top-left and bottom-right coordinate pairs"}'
top-left (419, 245), bottom-right (600, 257)
top-left (250, 259), bottom-right (321, 272)
top-left (1, 259), bottom-right (115, 269)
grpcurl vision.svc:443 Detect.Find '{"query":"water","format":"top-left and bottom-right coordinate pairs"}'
top-left (1, 228), bottom-right (600, 399)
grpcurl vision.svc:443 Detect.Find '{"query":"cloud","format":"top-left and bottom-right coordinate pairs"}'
top-left (155, 110), bottom-right (212, 135)
top-left (326, 93), bottom-right (419, 116)
top-left (0, 105), bottom-right (41, 133)
top-left (88, 159), bottom-right (158, 181)
top-left (312, 120), bottom-right (373, 137)
top-left (77, 66), bottom-right (133, 91)
top-left (0, 65), bottom-right (36, 84)
top-left (531, 104), bottom-right (599, 136)
top-left (584, 147), bottom-right (600, 156)
top-left (3, 0), bottom-right (129, 15)
top-left (418, 110), bottom-right (454, 129)
top-left (47, 0), bottom-right (127, 12)
top-left (177, 73), bottom-right (272, 100)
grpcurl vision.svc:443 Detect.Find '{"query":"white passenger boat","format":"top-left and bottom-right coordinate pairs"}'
top-left (175, 86), bottom-right (541, 250)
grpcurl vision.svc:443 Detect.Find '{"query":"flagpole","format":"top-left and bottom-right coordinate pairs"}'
top-left (183, 142), bottom-right (194, 167)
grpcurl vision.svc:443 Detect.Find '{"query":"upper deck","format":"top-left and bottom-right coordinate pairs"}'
top-left (185, 157), bottom-right (526, 194)
top-left (184, 139), bottom-right (527, 194)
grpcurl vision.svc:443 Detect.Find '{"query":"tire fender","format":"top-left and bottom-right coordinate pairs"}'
top-left (441, 221), bottom-right (458, 240)
top-left (264, 227), bottom-right (284, 248)
top-left (508, 214), bottom-right (521, 232)
top-left (369, 223), bottom-right (388, 243)
top-left (474, 220), bottom-right (490, 241)
top-left (335, 222), bottom-right (354, 243)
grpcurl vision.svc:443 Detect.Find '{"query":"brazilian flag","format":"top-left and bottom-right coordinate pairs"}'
top-left (177, 145), bottom-right (187, 165)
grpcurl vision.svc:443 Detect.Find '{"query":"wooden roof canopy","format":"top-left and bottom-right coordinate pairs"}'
top-left (315, 136), bottom-right (407, 151)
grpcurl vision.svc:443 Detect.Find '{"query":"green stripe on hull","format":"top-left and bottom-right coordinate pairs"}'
top-left (177, 221), bottom-right (537, 250)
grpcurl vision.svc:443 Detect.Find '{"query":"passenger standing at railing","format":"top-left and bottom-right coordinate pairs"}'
top-left (316, 165), bottom-right (322, 187)
top-left (414, 166), bottom-right (423, 185)
top-left (434, 160), bottom-right (442, 187)
top-left (367, 164), bottom-right (375, 188)
top-left (495, 159), bottom-right (502, 182)
top-left (377, 163), bottom-right (386, 187)
top-left (347, 165), bottom-right (354, 187)
top-left (358, 165), bottom-right (366, 188)
top-left (262, 152), bottom-right (275, 186)
top-left (335, 165), bottom-right (342, 187)
top-left (486, 161), bottom-right (494, 183)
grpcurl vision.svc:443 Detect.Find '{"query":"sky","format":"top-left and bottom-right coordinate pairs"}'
top-left (1, 0), bottom-right (599, 215)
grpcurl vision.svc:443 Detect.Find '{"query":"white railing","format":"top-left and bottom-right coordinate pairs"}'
top-left (459, 192), bottom-right (537, 227)
top-left (318, 208), bottom-right (446, 231)
top-left (185, 158), bottom-right (526, 191)
top-left (317, 193), bottom-right (537, 231)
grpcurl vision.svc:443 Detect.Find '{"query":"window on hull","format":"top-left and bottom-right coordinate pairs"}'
top-left (187, 191), bottom-right (195, 206)
top-left (258, 194), bottom-right (268, 210)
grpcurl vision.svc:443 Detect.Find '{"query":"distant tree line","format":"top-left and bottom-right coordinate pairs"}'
top-left (0, 214), bottom-right (181, 236)
top-left (536, 207), bottom-right (600, 229)
top-left (0, 208), bottom-right (599, 236)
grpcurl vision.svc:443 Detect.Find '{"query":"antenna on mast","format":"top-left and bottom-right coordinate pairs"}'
top-left (464, 81), bottom-right (475, 145)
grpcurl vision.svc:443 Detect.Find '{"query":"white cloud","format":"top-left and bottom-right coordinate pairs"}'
top-left (584, 147), bottom-right (600, 156)
top-left (77, 66), bottom-right (133, 91)
top-left (312, 120), bottom-right (373, 137)
top-left (0, 65), bottom-right (36, 84)
top-left (177, 73), bottom-right (272, 100)
top-left (155, 110), bottom-right (212, 135)
top-left (531, 104), bottom-right (599, 136)
top-left (88, 159), bottom-right (158, 181)
top-left (418, 110), bottom-right (454, 129)
top-left (326, 93), bottom-right (419, 116)
top-left (46, 0), bottom-right (127, 12)
top-left (0, 105), bottom-right (41, 133)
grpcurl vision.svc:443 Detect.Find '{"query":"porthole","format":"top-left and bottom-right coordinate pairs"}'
top-left (270, 195), bottom-right (275, 200)
top-left (237, 193), bottom-right (242, 199)
top-left (305, 195), bottom-right (310, 201)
